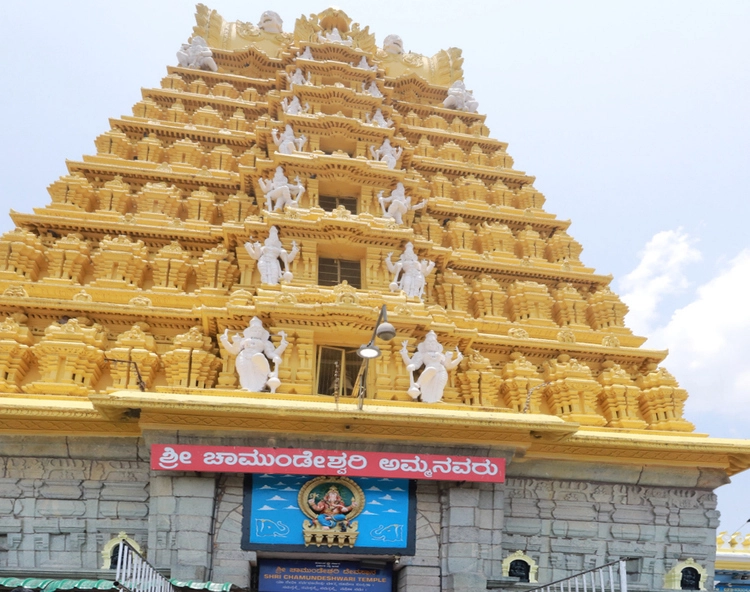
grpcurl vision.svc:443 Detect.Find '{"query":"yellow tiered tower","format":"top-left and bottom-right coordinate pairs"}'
top-left (0, 6), bottom-right (748, 591)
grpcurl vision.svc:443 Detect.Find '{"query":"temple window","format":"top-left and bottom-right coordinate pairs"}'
top-left (508, 559), bottom-right (531, 582)
top-left (316, 346), bottom-right (362, 396)
top-left (680, 567), bottom-right (700, 590)
top-left (319, 195), bottom-right (358, 214)
top-left (318, 257), bottom-right (361, 288)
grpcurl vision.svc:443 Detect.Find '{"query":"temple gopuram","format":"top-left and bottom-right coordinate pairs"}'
top-left (1, 6), bottom-right (749, 592)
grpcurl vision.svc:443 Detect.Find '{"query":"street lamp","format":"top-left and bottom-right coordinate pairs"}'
top-left (355, 304), bottom-right (396, 408)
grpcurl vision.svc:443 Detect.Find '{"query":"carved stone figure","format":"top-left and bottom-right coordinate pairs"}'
top-left (258, 10), bottom-right (283, 34)
top-left (386, 242), bottom-right (435, 300)
top-left (365, 109), bottom-right (393, 128)
top-left (258, 166), bottom-right (305, 211)
top-left (317, 27), bottom-right (352, 46)
top-left (443, 80), bottom-right (479, 113)
top-left (220, 317), bottom-right (288, 393)
top-left (362, 81), bottom-right (383, 98)
top-left (272, 124), bottom-right (307, 154)
top-left (353, 56), bottom-right (377, 71)
top-left (289, 68), bottom-right (311, 88)
top-left (383, 34), bottom-right (404, 55)
top-left (378, 183), bottom-right (425, 224)
top-left (370, 139), bottom-right (403, 170)
top-left (281, 96), bottom-right (310, 115)
top-left (400, 332), bottom-right (463, 403)
top-left (176, 36), bottom-right (218, 72)
top-left (245, 226), bottom-right (299, 285)
top-left (298, 46), bottom-right (315, 60)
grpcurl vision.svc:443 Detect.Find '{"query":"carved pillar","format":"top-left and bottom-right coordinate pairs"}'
top-left (151, 241), bottom-right (193, 292)
top-left (636, 364), bottom-right (694, 431)
top-left (97, 176), bottom-right (132, 213)
top-left (46, 234), bottom-right (90, 284)
top-left (597, 361), bottom-right (647, 428)
top-left (0, 229), bottom-right (46, 281)
top-left (195, 244), bottom-right (239, 293)
top-left (90, 235), bottom-right (149, 288)
top-left (586, 287), bottom-right (629, 332)
top-left (0, 315), bottom-right (34, 393)
top-left (500, 352), bottom-right (543, 412)
top-left (106, 324), bottom-right (161, 390)
top-left (24, 319), bottom-right (107, 396)
top-left (161, 327), bottom-right (221, 389)
top-left (542, 354), bottom-right (605, 426)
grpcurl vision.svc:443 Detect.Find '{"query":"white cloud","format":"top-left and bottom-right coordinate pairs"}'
top-left (652, 249), bottom-right (750, 415)
top-left (619, 229), bottom-right (701, 336)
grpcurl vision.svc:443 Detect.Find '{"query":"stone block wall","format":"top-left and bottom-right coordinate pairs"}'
top-left (0, 436), bottom-right (149, 572)
top-left (0, 433), bottom-right (729, 592)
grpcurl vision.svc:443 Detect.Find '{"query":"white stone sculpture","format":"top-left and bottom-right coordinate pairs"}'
top-left (378, 183), bottom-right (425, 224)
top-left (385, 242), bottom-right (435, 300)
top-left (220, 317), bottom-right (288, 393)
top-left (176, 36), bottom-right (218, 72)
top-left (258, 166), bottom-right (305, 211)
top-left (442, 80), bottom-right (479, 113)
top-left (258, 10), bottom-right (283, 34)
top-left (317, 27), bottom-right (352, 46)
top-left (245, 226), bottom-right (299, 285)
top-left (365, 109), bottom-right (393, 128)
top-left (383, 34), bottom-right (404, 55)
top-left (272, 124), bottom-right (307, 154)
top-left (281, 96), bottom-right (310, 116)
top-left (370, 138), bottom-right (403, 170)
top-left (362, 81), bottom-right (383, 98)
top-left (289, 68), bottom-right (311, 88)
top-left (353, 56), bottom-right (377, 71)
top-left (298, 46), bottom-right (315, 60)
top-left (400, 332), bottom-right (463, 403)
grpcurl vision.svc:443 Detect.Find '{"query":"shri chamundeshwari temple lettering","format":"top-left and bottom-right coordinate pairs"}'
top-left (0, 5), bottom-right (748, 592)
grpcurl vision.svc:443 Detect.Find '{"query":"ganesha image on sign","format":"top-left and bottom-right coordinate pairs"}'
top-left (298, 476), bottom-right (364, 548)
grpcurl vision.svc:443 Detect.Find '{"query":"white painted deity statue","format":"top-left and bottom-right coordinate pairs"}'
top-left (298, 46), bottom-right (315, 61)
top-left (289, 68), bottom-right (311, 88)
top-left (317, 27), bottom-right (352, 46)
top-left (272, 124), bottom-right (307, 155)
top-left (258, 166), bottom-right (305, 211)
top-left (245, 226), bottom-right (299, 285)
top-left (378, 183), bottom-right (425, 225)
top-left (258, 10), bottom-right (283, 34)
top-left (442, 80), bottom-right (479, 113)
top-left (385, 242), bottom-right (435, 300)
top-left (220, 317), bottom-right (288, 393)
top-left (370, 138), bottom-right (403, 170)
top-left (400, 332), bottom-right (463, 403)
top-left (362, 81), bottom-right (383, 98)
top-left (176, 36), bottom-right (218, 72)
top-left (383, 34), bottom-right (404, 55)
top-left (365, 109), bottom-right (393, 128)
top-left (281, 96), bottom-right (310, 116)
top-left (353, 56), bottom-right (377, 71)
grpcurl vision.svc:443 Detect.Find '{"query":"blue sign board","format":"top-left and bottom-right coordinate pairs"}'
top-left (242, 474), bottom-right (415, 554)
top-left (258, 559), bottom-right (392, 592)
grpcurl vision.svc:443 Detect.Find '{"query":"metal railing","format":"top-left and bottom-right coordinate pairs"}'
top-left (115, 540), bottom-right (175, 592)
top-left (526, 558), bottom-right (633, 592)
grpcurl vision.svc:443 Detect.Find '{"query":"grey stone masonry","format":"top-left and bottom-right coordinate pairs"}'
top-left (0, 435), bottom-right (149, 572)
top-left (0, 432), bottom-right (733, 592)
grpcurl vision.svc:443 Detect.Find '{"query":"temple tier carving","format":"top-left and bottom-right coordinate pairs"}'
top-left (0, 4), bottom-right (696, 432)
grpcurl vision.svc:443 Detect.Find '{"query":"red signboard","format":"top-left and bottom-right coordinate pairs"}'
top-left (151, 444), bottom-right (505, 483)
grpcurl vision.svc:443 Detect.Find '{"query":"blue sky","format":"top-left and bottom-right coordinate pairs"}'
top-left (1, 1), bottom-right (748, 533)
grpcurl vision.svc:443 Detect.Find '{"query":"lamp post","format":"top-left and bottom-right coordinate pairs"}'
top-left (355, 304), bottom-right (396, 409)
